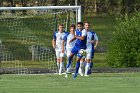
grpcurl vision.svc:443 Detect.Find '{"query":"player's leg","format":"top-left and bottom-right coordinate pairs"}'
top-left (66, 50), bottom-right (72, 73)
top-left (59, 52), bottom-right (65, 75)
top-left (65, 49), bottom-right (73, 78)
top-left (65, 46), bottom-right (78, 78)
top-left (73, 50), bottom-right (84, 78)
top-left (87, 50), bottom-right (94, 74)
top-left (84, 59), bottom-right (90, 77)
top-left (78, 57), bottom-right (85, 76)
top-left (65, 52), bottom-right (75, 78)
top-left (87, 60), bottom-right (93, 75)
top-left (55, 50), bottom-right (61, 74)
top-left (66, 53), bottom-right (74, 68)
top-left (73, 56), bottom-right (82, 78)
top-left (84, 50), bottom-right (92, 76)
top-left (66, 46), bottom-right (77, 69)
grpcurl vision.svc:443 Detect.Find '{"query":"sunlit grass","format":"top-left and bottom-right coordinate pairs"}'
top-left (0, 73), bottom-right (140, 93)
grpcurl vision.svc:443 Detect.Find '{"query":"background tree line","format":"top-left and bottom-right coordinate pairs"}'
top-left (0, 0), bottom-right (140, 15)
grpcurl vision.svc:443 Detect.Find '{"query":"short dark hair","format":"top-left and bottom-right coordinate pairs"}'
top-left (77, 22), bottom-right (84, 26)
top-left (70, 24), bottom-right (76, 28)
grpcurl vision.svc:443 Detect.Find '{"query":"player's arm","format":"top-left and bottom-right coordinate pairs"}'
top-left (94, 40), bottom-right (98, 49)
top-left (75, 35), bottom-right (85, 40)
top-left (75, 29), bottom-right (86, 40)
top-left (94, 33), bottom-right (99, 49)
top-left (61, 40), bottom-right (65, 53)
top-left (61, 35), bottom-right (67, 53)
top-left (52, 32), bottom-right (56, 48)
top-left (69, 37), bottom-right (76, 43)
top-left (52, 39), bottom-right (56, 48)
top-left (69, 31), bottom-right (76, 43)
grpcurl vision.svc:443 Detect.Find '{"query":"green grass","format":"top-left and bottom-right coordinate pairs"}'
top-left (0, 73), bottom-right (140, 93)
top-left (1, 53), bottom-right (107, 68)
top-left (1, 60), bottom-right (55, 68)
top-left (94, 53), bottom-right (108, 67)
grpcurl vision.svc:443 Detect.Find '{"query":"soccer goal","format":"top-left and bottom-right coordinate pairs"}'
top-left (0, 6), bottom-right (81, 74)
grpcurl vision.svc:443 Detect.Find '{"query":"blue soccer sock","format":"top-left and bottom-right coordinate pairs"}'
top-left (66, 56), bottom-right (73, 69)
top-left (73, 61), bottom-right (80, 78)
top-left (75, 61), bottom-right (80, 75)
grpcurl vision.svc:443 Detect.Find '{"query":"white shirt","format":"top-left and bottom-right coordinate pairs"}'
top-left (66, 33), bottom-right (76, 50)
top-left (86, 31), bottom-right (93, 50)
top-left (54, 31), bottom-right (67, 50)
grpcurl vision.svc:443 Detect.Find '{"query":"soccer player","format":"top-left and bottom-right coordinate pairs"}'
top-left (79, 22), bottom-right (98, 76)
top-left (66, 22), bottom-right (87, 78)
top-left (84, 22), bottom-right (94, 76)
top-left (88, 29), bottom-right (98, 75)
top-left (52, 24), bottom-right (68, 75)
top-left (65, 24), bottom-right (76, 72)
top-left (63, 24), bottom-right (76, 78)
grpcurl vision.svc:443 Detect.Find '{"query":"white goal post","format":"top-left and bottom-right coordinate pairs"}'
top-left (0, 6), bottom-right (81, 22)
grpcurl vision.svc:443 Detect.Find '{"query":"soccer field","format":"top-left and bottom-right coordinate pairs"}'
top-left (0, 73), bottom-right (140, 93)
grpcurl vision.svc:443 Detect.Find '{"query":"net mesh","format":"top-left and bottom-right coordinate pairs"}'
top-left (0, 8), bottom-right (76, 74)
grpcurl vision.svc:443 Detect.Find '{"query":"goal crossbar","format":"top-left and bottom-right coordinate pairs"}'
top-left (0, 6), bottom-right (81, 22)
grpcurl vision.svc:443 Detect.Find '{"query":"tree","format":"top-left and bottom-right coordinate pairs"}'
top-left (107, 12), bottom-right (140, 67)
top-left (52, 0), bottom-right (58, 6)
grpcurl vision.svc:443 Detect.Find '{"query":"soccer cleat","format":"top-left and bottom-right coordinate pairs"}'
top-left (65, 74), bottom-right (68, 78)
top-left (79, 72), bottom-right (84, 76)
top-left (66, 71), bottom-right (71, 74)
top-left (84, 74), bottom-right (89, 77)
top-left (59, 73), bottom-right (62, 75)
top-left (73, 73), bottom-right (78, 79)
top-left (78, 68), bottom-right (84, 76)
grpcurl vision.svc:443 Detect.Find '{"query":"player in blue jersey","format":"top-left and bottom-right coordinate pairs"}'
top-left (66, 22), bottom-right (87, 78)
top-left (52, 24), bottom-right (68, 75)
top-left (62, 24), bottom-right (76, 78)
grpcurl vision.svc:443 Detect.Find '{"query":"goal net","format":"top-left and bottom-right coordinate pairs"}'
top-left (0, 6), bottom-right (81, 74)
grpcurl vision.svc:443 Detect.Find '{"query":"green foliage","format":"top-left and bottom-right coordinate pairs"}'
top-left (98, 0), bottom-right (140, 15)
top-left (107, 12), bottom-right (140, 67)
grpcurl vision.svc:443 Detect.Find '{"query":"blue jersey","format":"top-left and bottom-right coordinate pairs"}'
top-left (75, 29), bottom-right (87, 49)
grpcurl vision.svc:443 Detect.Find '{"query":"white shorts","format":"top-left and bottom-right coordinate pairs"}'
top-left (82, 49), bottom-right (92, 59)
top-left (86, 49), bottom-right (92, 59)
top-left (55, 49), bottom-right (66, 59)
top-left (66, 48), bottom-right (72, 57)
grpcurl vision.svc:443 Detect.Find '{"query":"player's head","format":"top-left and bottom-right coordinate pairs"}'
top-left (77, 22), bottom-right (83, 31)
top-left (70, 24), bottom-right (75, 33)
top-left (58, 24), bottom-right (64, 33)
top-left (84, 22), bottom-right (90, 30)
